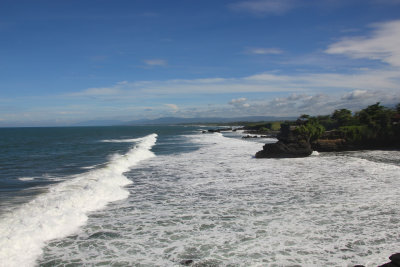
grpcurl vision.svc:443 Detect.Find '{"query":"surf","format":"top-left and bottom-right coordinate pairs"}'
top-left (0, 133), bottom-right (157, 267)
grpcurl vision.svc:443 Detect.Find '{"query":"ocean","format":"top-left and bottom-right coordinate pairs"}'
top-left (0, 126), bottom-right (399, 267)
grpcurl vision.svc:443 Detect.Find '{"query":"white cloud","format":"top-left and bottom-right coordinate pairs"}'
top-left (247, 47), bottom-right (283, 55)
top-left (326, 20), bottom-right (400, 67)
top-left (30, 20), bottom-right (400, 123)
top-left (229, 97), bottom-right (247, 104)
top-left (229, 97), bottom-right (251, 108)
top-left (67, 67), bottom-right (399, 101)
top-left (164, 104), bottom-right (179, 112)
top-left (143, 59), bottom-right (167, 66)
top-left (231, 1), bottom-right (400, 16)
top-left (232, 90), bottom-right (400, 117)
top-left (70, 87), bottom-right (123, 97)
top-left (341, 90), bottom-right (370, 100)
top-left (230, 0), bottom-right (296, 15)
top-left (69, 81), bottom-right (128, 97)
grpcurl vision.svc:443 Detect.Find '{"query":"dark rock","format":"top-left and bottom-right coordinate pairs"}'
top-left (318, 129), bottom-right (343, 139)
top-left (242, 134), bottom-right (276, 139)
top-left (255, 140), bottom-right (312, 158)
top-left (379, 253), bottom-right (400, 267)
top-left (179, 259), bottom-right (194, 266)
top-left (276, 125), bottom-right (297, 142)
top-left (207, 128), bottom-right (232, 133)
top-left (390, 253), bottom-right (400, 265)
top-left (255, 124), bottom-right (312, 158)
top-left (242, 135), bottom-right (259, 139)
top-left (312, 138), bottom-right (348, 152)
top-left (244, 129), bottom-right (277, 136)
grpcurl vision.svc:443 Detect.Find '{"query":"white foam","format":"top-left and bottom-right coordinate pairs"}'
top-left (311, 150), bottom-right (320, 156)
top-left (35, 133), bottom-right (400, 266)
top-left (100, 138), bottom-right (143, 143)
top-left (0, 133), bottom-right (157, 267)
top-left (17, 177), bottom-right (35, 181)
top-left (80, 165), bottom-right (99, 170)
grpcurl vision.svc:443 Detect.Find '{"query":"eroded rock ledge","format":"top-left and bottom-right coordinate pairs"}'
top-left (255, 124), bottom-right (313, 158)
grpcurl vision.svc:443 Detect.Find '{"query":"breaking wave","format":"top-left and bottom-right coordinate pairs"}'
top-left (0, 133), bottom-right (157, 267)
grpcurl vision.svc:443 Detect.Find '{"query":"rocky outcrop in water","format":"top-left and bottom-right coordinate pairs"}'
top-left (242, 135), bottom-right (269, 139)
top-left (179, 259), bottom-right (194, 266)
top-left (255, 124), bottom-right (313, 158)
top-left (378, 253), bottom-right (400, 267)
top-left (256, 103), bottom-right (400, 158)
top-left (255, 140), bottom-right (312, 158)
top-left (203, 128), bottom-right (232, 133)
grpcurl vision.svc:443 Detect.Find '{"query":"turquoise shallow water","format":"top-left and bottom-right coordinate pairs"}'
top-left (0, 126), bottom-right (399, 266)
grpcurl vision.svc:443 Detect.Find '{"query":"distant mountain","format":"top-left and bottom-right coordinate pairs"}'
top-left (125, 116), bottom-right (296, 125)
top-left (72, 120), bottom-right (124, 126)
top-left (72, 116), bottom-right (296, 127)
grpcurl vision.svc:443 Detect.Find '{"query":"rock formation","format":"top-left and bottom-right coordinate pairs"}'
top-left (255, 124), bottom-right (313, 158)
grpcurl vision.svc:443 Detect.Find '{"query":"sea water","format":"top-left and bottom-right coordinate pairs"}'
top-left (0, 126), bottom-right (399, 266)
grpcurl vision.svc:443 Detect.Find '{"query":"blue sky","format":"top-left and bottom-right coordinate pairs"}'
top-left (1, 0), bottom-right (400, 126)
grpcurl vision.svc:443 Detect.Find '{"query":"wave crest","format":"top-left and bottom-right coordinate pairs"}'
top-left (0, 133), bottom-right (157, 267)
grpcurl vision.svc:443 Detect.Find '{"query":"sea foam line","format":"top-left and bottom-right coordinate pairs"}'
top-left (0, 133), bottom-right (157, 267)
top-left (100, 138), bottom-right (144, 143)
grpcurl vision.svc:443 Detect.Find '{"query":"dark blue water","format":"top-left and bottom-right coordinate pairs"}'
top-left (0, 126), bottom-right (200, 211)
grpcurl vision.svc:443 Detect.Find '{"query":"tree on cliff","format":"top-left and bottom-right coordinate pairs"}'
top-left (294, 117), bottom-right (325, 143)
top-left (331, 109), bottom-right (352, 127)
top-left (355, 102), bottom-right (393, 139)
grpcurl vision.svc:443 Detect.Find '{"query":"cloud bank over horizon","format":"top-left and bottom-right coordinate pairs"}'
top-left (0, 1), bottom-right (399, 126)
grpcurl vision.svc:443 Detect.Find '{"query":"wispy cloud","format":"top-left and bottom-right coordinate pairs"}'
top-left (230, 0), bottom-right (296, 15)
top-left (69, 81), bottom-right (127, 97)
top-left (164, 103), bottom-right (179, 112)
top-left (326, 20), bottom-right (400, 67)
top-left (68, 67), bottom-right (399, 100)
top-left (219, 90), bottom-right (399, 117)
top-left (371, 0), bottom-right (400, 5)
top-left (143, 59), bottom-right (167, 66)
top-left (70, 87), bottom-right (123, 97)
top-left (229, 97), bottom-right (251, 108)
top-left (230, 1), bottom-right (400, 16)
top-left (5, 19), bottom-right (400, 124)
top-left (341, 90), bottom-right (371, 100)
top-left (246, 47), bottom-right (283, 55)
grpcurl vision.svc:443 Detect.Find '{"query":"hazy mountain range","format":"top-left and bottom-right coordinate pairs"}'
top-left (74, 116), bottom-right (296, 126)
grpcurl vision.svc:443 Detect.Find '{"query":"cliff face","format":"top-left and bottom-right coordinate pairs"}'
top-left (312, 139), bottom-right (347, 152)
top-left (255, 125), bottom-right (398, 158)
top-left (255, 124), bottom-right (313, 158)
top-left (255, 103), bottom-right (400, 158)
top-left (255, 140), bottom-right (312, 158)
top-left (311, 130), bottom-right (350, 152)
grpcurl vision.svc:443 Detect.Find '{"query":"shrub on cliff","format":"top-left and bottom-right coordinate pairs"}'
top-left (331, 109), bottom-right (355, 127)
top-left (294, 118), bottom-right (325, 143)
top-left (338, 125), bottom-right (368, 144)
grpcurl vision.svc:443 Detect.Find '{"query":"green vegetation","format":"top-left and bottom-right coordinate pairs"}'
top-left (293, 102), bottom-right (400, 147)
top-left (294, 118), bottom-right (325, 142)
top-left (244, 121), bottom-right (282, 132)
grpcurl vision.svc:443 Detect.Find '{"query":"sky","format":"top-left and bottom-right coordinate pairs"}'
top-left (1, 0), bottom-right (400, 126)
